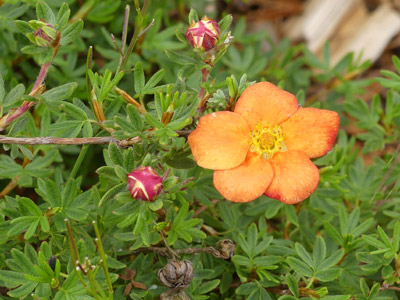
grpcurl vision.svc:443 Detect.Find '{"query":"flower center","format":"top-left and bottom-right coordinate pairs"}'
top-left (249, 123), bottom-right (287, 159)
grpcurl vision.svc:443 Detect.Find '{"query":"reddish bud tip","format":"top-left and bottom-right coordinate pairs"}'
top-left (127, 166), bottom-right (163, 202)
top-left (185, 16), bottom-right (220, 51)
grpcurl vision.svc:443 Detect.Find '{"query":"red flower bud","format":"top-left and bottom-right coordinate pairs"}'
top-left (185, 16), bottom-right (220, 51)
top-left (127, 167), bottom-right (163, 202)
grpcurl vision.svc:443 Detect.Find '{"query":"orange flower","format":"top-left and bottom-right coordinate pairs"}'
top-left (188, 82), bottom-right (340, 204)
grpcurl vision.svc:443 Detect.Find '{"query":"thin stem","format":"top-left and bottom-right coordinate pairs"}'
top-left (121, 5), bottom-right (130, 54)
top-left (68, 145), bottom-right (89, 181)
top-left (86, 268), bottom-right (103, 300)
top-left (137, 18), bottom-right (155, 39)
top-left (0, 34), bottom-right (60, 132)
top-left (305, 277), bottom-right (315, 289)
top-left (93, 221), bottom-right (113, 299)
top-left (32, 62), bottom-right (51, 91)
top-left (65, 219), bottom-right (87, 275)
top-left (116, 0), bottom-right (151, 74)
top-left (69, 0), bottom-right (95, 23)
top-left (197, 68), bottom-right (210, 114)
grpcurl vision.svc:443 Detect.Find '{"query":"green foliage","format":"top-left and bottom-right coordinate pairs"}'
top-left (0, 1), bottom-right (400, 300)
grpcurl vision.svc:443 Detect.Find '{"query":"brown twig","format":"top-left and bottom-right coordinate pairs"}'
top-left (65, 219), bottom-right (88, 276)
top-left (0, 136), bottom-right (142, 148)
top-left (0, 157), bottom-right (31, 199)
top-left (0, 177), bottom-right (20, 199)
top-left (0, 130), bottom-right (195, 147)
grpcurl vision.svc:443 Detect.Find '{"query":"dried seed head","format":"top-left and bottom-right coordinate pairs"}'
top-left (217, 239), bottom-right (236, 259)
top-left (48, 255), bottom-right (57, 271)
top-left (158, 260), bottom-right (194, 289)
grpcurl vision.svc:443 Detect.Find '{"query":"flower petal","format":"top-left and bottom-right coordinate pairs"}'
top-left (214, 152), bottom-right (273, 203)
top-left (234, 82), bottom-right (299, 129)
top-left (188, 111), bottom-right (250, 170)
top-left (264, 151), bottom-right (320, 204)
top-left (281, 108), bottom-right (340, 158)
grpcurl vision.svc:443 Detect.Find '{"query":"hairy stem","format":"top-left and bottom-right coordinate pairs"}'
top-left (0, 136), bottom-right (141, 147)
top-left (93, 221), bottom-right (114, 299)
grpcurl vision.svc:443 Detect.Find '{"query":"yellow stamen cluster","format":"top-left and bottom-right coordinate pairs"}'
top-left (249, 123), bottom-right (287, 159)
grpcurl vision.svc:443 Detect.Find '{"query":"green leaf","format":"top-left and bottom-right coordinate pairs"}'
top-left (45, 180), bottom-right (62, 207)
top-left (165, 156), bottom-right (196, 169)
top-left (11, 248), bottom-right (36, 275)
top-left (313, 236), bottom-right (327, 267)
top-left (127, 104), bottom-right (143, 131)
top-left (19, 197), bottom-right (42, 217)
top-left (98, 183), bottom-right (126, 207)
top-left (61, 102), bottom-right (88, 120)
top-left (3, 83), bottom-right (25, 107)
top-left (55, 2), bottom-right (70, 31)
top-left (319, 249), bottom-right (344, 270)
top-left (143, 69), bottom-right (165, 93)
top-left (60, 20), bottom-right (83, 45)
top-left (195, 279), bottom-right (220, 294)
top-left (0, 73), bottom-right (4, 104)
top-left (323, 221), bottom-right (343, 245)
top-left (39, 216), bottom-right (50, 232)
top-left (253, 237), bottom-right (273, 257)
top-left (219, 14), bottom-right (233, 33)
top-left (0, 270), bottom-right (27, 287)
top-left (14, 20), bottom-right (31, 34)
top-left (351, 218), bottom-right (374, 238)
top-left (24, 219), bottom-right (39, 239)
top-left (36, 2), bottom-right (55, 24)
top-left (287, 257), bottom-right (313, 277)
top-left (42, 82), bottom-right (78, 102)
top-left (363, 235), bottom-right (387, 249)
top-left (237, 233), bottom-right (251, 257)
top-left (232, 255), bottom-right (251, 266)
top-left (393, 221), bottom-right (400, 252)
top-left (295, 243), bottom-right (314, 269)
top-left (0, 155), bottom-right (23, 178)
top-left (315, 267), bottom-right (341, 282)
top-left (144, 112), bottom-right (164, 129)
top-left (108, 143), bottom-right (123, 166)
top-left (17, 145), bottom-right (34, 160)
top-left (188, 8), bottom-right (199, 23)
top-left (284, 205), bottom-right (299, 226)
top-left (286, 274), bottom-right (299, 298)
top-left (377, 226), bottom-right (393, 248)
top-left (165, 50), bottom-right (199, 66)
top-left (61, 179), bottom-right (76, 208)
top-left (247, 223), bottom-right (258, 253)
top-left (8, 281), bottom-right (37, 299)
top-left (253, 256), bottom-right (281, 267)
top-left (114, 165), bottom-right (128, 182)
top-left (21, 44), bottom-right (46, 55)
top-left (134, 61), bottom-right (145, 95)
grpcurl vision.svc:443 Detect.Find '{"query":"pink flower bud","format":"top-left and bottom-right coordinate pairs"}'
top-left (127, 167), bottom-right (163, 202)
top-left (32, 22), bottom-right (57, 47)
top-left (185, 16), bottom-right (220, 51)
